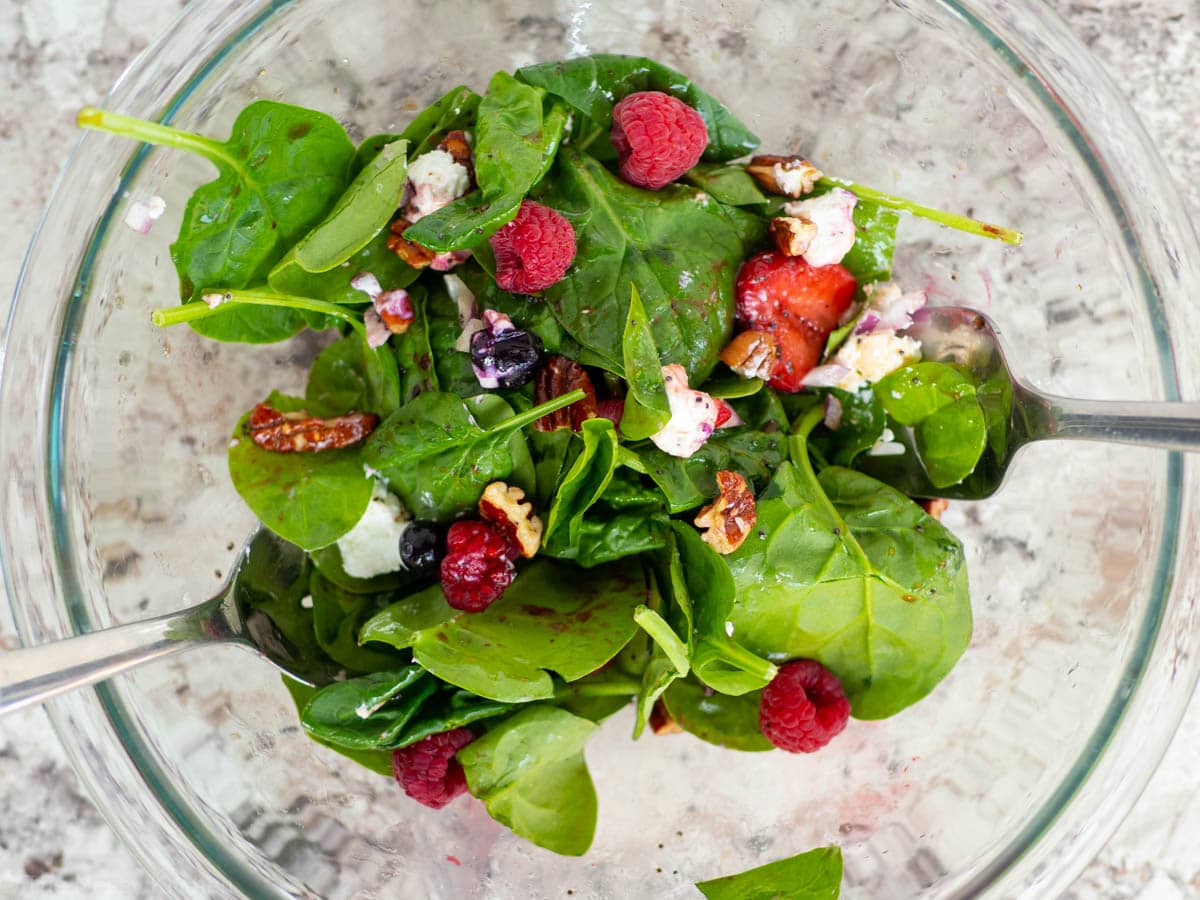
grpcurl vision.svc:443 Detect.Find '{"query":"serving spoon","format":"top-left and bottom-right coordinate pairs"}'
top-left (857, 306), bottom-right (1200, 499)
top-left (0, 529), bottom-right (342, 717)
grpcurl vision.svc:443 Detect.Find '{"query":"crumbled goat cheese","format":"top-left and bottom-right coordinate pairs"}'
top-left (349, 271), bottom-right (383, 300)
top-left (649, 364), bottom-right (719, 459)
top-left (445, 273), bottom-right (484, 351)
top-left (782, 188), bottom-right (858, 267)
top-left (364, 307), bottom-right (390, 348)
top-left (405, 149), bottom-right (470, 222)
top-left (858, 281), bottom-right (927, 333)
top-left (833, 332), bottom-right (922, 391)
top-left (336, 482), bottom-right (411, 579)
top-left (123, 195), bottom-right (166, 234)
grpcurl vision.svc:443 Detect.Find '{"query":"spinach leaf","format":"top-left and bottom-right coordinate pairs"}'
top-left (632, 600), bottom-right (689, 739)
top-left (529, 429), bottom-right (577, 507)
top-left (403, 74), bottom-right (568, 251)
top-left (685, 163), bottom-right (769, 207)
top-left (300, 666), bottom-right (435, 749)
top-left (809, 387), bottom-right (886, 468)
top-left (286, 139), bottom-right (409, 274)
top-left (539, 147), bottom-right (748, 382)
top-left (308, 571), bottom-right (406, 673)
top-left (875, 362), bottom-right (987, 488)
top-left (391, 284), bottom-right (440, 403)
top-left (629, 428), bottom-right (787, 513)
top-left (731, 388), bottom-right (790, 433)
top-left (726, 419), bottom-right (972, 719)
top-left (359, 559), bottom-right (646, 703)
top-left (267, 229), bottom-right (419, 304)
top-left (423, 283), bottom-right (484, 398)
top-left (228, 392), bottom-right (374, 550)
top-left (353, 85), bottom-right (481, 172)
top-left (516, 54), bottom-right (759, 162)
top-left (543, 418), bottom-right (618, 555)
top-left (671, 521), bottom-right (776, 695)
top-left (305, 333), bottom-right (401, 418)
top-left (634, 605), bottom-right (689, 676)
top-left (308, 542), bottom-right (420, 595)
top-left (977, 369), bottom-right (1014, 462)
top-left (457, 705), bottom-right (599, 856)
top-left (465, 394), bottom-right (537, 497)
top-left (696, 846), bottom-right (843, 900)
top-left (80, 103), bottom-right (357, 343)
top-left (662, 678), bottom-right (772, 752)
top-left (618, 285), bottom-right (671, 440)
top-left (387, 685), bottom-right (515, 749)
top-left (361, 389), bottom-right (581, 522)
top-left (703, 372), bottom-right (764, 400)
top-left (568, 512), bottom-right (669, 567)
top-left (282, 677), bottom-right (394, 776)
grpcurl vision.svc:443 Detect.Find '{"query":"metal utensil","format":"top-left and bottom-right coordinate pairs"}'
top-left (857, 306), bottom-right (1200, 499)
top-left (0, 529), bottom-right (340, 716)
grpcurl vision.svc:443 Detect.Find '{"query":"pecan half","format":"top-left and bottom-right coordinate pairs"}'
top-left (769, 215), bottom-right (818, 257)
top-left (246, 403), bottom-right (379, 453)
top-left (746, 154), bottom-right (823, 198)
top-left (718, 330), bottom-right (779, 381)
top-left (920, 498), bottom-right (949, 521)
top-left (479, 481), bottom-right (543, 558)
top-left (694, 470), bottom-right (756, 554)
top-left (387, 219), bottom-right (436, 268)
top-left (534, 356), bottom-right (598, 432)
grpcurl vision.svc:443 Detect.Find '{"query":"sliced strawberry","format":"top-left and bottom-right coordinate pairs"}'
top-left (714, 399), bottom-right (735, 428)
top-left (734, 251), bottom-right (857, 392)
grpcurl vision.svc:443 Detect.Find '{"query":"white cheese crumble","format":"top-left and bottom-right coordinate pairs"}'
top-left (832, 332), bottom-right (922, 391)
top-left (445, 273), bottom-right (484, 351)
top-left (649, 364), bottom-right (719, 459)
top-left (123, 195), bottom-right (166, 234)
top-left (336, 482), bottom-right (411, 579)
top-left (782, 188), bottom-right (858, 267)
top-left (405, 149), bottom-right (470, 222)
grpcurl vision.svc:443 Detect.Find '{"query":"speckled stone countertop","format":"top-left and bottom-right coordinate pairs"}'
top-left (0, 0), bottom-right (1197, 897)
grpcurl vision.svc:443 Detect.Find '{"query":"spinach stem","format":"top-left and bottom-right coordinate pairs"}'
top-left (553, 680), bottom-right (640, 699)
top-left (700, 637), bottom-right (778, 683)
top-left (77, 107), bottom-right (235, 171)
top-left (152, 290), bottom-right (365, 335)
top-left (821, 177), bottom-right (1024, 246)
top-left (487, 390), bottom-right (587, 433)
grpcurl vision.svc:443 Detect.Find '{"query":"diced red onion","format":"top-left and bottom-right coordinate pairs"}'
top-left (597, 399), bottom-right (624, 425)
top-left (800, 364), bottom-right (851, 388)
top-left (853, 312), bottom-right (880, 334)
top-left (823, 394), bottom-right (843, 430)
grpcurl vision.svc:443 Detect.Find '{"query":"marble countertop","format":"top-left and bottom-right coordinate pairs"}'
top-left (0, 0), bottom-right (1197, 896)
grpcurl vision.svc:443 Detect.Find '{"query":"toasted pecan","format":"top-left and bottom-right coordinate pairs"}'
top-left (246, 403), bottom-right (378, 453)
top-left (534, 356), bottom-right (598, 432)
top-left (694, 470), bottom-right (757, 554)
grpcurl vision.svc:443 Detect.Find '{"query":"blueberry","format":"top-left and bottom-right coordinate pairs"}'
top-left (470, 327), bottom-right (544, 389)
top-left (399, 521), bottom-right (441, 573)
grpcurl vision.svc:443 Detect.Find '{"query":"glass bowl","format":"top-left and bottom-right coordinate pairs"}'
top-left (3, 0), bottom-right (1199, 896)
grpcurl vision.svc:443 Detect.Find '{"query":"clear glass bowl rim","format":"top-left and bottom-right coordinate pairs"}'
top-left (3, 0), bottom-right (1199, 897)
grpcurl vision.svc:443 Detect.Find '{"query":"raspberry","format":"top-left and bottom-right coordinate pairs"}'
top-left (440, 520), bottom-right (517, 612)
top-left (391, 728), bottom-right (475, 809)
top-left (735, 251), bottom-right (857, 393)
top-left (758, 659), bottom-right (851, 753)
top-left (611, 91), bottom-right (708, 190)
top-left (489, 200), bottom-right (576, 294)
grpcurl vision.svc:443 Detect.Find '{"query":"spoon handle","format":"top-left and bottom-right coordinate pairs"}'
top-left (0, 598), bottom-right (223, 717)
top-left (1022, 386), bottom-right (1200, 451)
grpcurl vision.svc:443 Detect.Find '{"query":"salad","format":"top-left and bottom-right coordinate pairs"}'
top-left (81, 53), bottom-right (1019, 884)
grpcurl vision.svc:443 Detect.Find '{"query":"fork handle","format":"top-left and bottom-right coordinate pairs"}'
top-left (1023, 387), bottom-right (1200, 451)
top-left (0, 599), bottom-right (221, 717)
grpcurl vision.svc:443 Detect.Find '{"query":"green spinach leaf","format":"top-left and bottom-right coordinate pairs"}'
top-left (875, 362), bottom-right (987, 488)
top-left (618, 285), bottom-right (671, 440)
top-left (308, 542), bottom-right (420, 595)
top-left (81, 103), bottom-right (356, 343)
top-left (662, 678), bottom-right (772, 752)
top-left (539, 147), bottom-right (748, 382)
top-left (309, 571), bottom-right (406, 673)
top-left (458, 705), bottom-right (599, 856)
top-left (543, 418), bottom-right (619, 555)
top-left (305, 333), bottom-right (401, 418)
top-left (726, 417), bottom-right (972, 719)
top-left (228, 392), bottom-right (374, 550)
top-left (353, 85), bottom-right (481, 172)
top-left (301, 666), bottom-right (434, 749)
top-left (516, 54), bottom-right (759, 162)
top-left (359, 559), bottom-right (646, 703)
top-left (809, 387), bottom-right (886, 468)
top-left (696, 846), bottom-right (843, 900)
top-left (361, 389), bottom-right (580, 522)
top-left (267, 229), bottom-right (419, 305)
top-left (685, 163), bottom-right (769, 206)
top-left (404, 74), bottom-right (568, 251)
top-left (282, 677), bottom-right (394, 776)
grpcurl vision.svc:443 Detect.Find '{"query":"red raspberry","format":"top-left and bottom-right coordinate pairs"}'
top-left (735, 251), bottom-right (857, 393)
top-left (392, 728), bottom-right (475, 809)
top-left (611, 91), bottom-right (708, 190)
top-left (489, 200), bottom-right (576, 294)
top-left (440, 521), bottom-right (517, 612)
top-left (758, 659), bottom-right (851, 753)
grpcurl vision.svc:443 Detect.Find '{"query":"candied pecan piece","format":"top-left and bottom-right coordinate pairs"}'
top-left (533, 356), bottom-right (598, 432)
top-left (649, 700), bottom-right (682, 735)
top-left (246, 403), bottom-right (379, 453)
top-left (438, 129), bottom-right (475, 185)
top-left (387, 219), bottom-right (436, 268)
top-left (921, 498), bottom-right (949, 521)
top-left (746, 154), bottom-right (824, 198)
top-left (768, 215), bottom-right (818, 257)
top-left (478, 481), bottom-right (543, 559)
top-left (694, 470), bottom-right (756, 554)
top-left (719, 330), bottom-right (779, 381)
